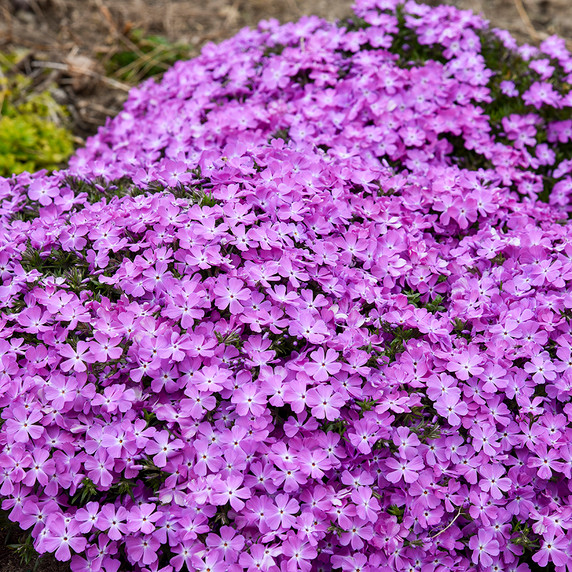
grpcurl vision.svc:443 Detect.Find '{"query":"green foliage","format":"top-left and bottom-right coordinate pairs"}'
top-left (105, 29), bottom-right (190, 83)
top-left (0, 52), bottom-right (74, 177)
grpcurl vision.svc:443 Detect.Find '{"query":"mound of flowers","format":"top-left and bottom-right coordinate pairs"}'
top-left (1, 0), bottom-right (572, 570)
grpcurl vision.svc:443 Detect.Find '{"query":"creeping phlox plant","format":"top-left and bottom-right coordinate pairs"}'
top-left (2, 0), bottom-right (572, 570)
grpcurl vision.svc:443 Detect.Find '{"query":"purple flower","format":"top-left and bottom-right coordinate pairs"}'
top-left (532, 532), bottom-right (570, 567)
top-left (41, 515), bottom-right (87, 562)
top-left (469, 529), bottom-right (500, 567)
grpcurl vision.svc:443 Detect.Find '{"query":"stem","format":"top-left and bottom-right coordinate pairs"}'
top-left (429, 507), bottom-right (463, 539)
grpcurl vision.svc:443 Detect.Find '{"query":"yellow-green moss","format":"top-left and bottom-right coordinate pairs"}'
top-left (0, 52), bottom-right (74, 177)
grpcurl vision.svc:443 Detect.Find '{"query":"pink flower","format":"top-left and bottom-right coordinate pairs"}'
top-left (282, 535), bottom-right (317, 572)
top-left (125, 533), bottom-right (161, 566)
top-left (91, 384), bottom-right (136, 414)
top-left (59, 342), bottom-right (93, 373)
top-left (232, 382), bottom-right (267, 417)
top-left (74, 501), bottom-right (100, 534)
top-left (205, 525), bottom-right (245, 563)
top-left (84, 450), bottom-right (114, 489)
top-left (468, 529), bottom-right (500, 567)
top-left (446, 346), bottom-right (484, 380)
top-left (532, 532), bottom-right (570, 567)
top-left (351, 486), bottom-right (380, 523)
top-left (42, 515), bottom-right (87, 562)
top-left (434, 392), bottom-right (468, 427)
top-left (211, 474), bottom-right (251, 511)
top-left (95, 504), bottom-right (129, 540)
top-left (305, 347), bottom-right (342, 382)
top-left (27, 179), bottom-right (60, 206)
top-left (528, 443), bottom-right (564, 479)
top-left (306, 385), bottom-right (346, 420)
top-left (288, 310), bottom-right (329, 343)
top-left (5, 406), bottom-right (44, 443)
top-left (392, 426), bottom-right (421, 459)
top-left (385, 455), bottom-right (424, 484)
top-left (22, 448), bottom-right (55, 487)
top-left (478, 464), bottom-right (512, 499)
top-left (127, 503), bottom-right (161, 534)
top-left (266, 493), bottom-right (300, 530)
top-left (524, 351), bottom-right (556, 383)
top-left (470, 423), bottom-right (499, 456)
top-left (89, 332), bottom-right (123, 362)
top-left (213, 277), bottom-right (252, 313)
top-left (145, 430), bottom-right (184, 468)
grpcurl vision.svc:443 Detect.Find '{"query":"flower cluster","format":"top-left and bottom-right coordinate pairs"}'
top-left (1, 0), bottom-right (572, 570)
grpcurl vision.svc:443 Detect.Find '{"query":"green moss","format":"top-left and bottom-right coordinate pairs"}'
top-left (0, 52), bottom-right (74, 177)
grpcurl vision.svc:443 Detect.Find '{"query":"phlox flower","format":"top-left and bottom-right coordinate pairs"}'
top-left (468, 529), bottom-right (500, 567)
top-left (288, 310), bottom-right (329, 344)
top-left (89, 332), bottom-right (123, 362)
top-left (91, 384), bottom-right (136, 414)
top-left (20, 497), bottom-right (58, 536)
top-left (211, 474), bottom-right (251, 511)
top-left (145, 430), bottom-right (184, 468)
top-left (385, 455), bottom-right (424, 483)
top-left (84, 450), bottom-right (115, 489)
top-left (523, 81), bottom-right (562, 109)
top-left (296, 448), bottom-right (332, 479)
top-left (331, 553), bottom-right (369, 572)
top-left (446, 346), bottom-right (484, 380)
top-left (524, 351), bottom-right (556, 383)
top-left (470, 423), bottom-right (499, 456)
top-left (74, 501), bottom-right (100, 534)
top-left (95, 504), bottom-right (129, 540)
top-left (127, 503), bottom-right (161, 534)
top-left (44, 374), bottom-right (78, 411)
top-left (528, 443), bottom-right (564, 479)
top-left (282, 534), bottom-right (317, 572)
top-left (206, 525), bottom-right (245, 562)
top-left (191, 550), bottom-right (227, 572)
top-left (5, 0), bottom-right (572, 568)
top-left (239, 544), bottom-right (278, 572)
top-left (41, 515), bottom-right (87, 562)
top-left (16, 305), bottom-right (52, 333)
top-left (532, 532), bottom-right (570, 568)
top-left (339, 519), bottom-right (374, 550)
top-left (347, 417), bottom-right (380, 455)
top-left (125, 533), bottom-right (161, 566)
top-left (232, 382), bottom-right (267, 417)
top-left (351, 487), bottom-right (381, 523)
top-left (392, 426), bottom-right (421, 459)
top-left (59, 342), bottom-right (94, 373)
top-left (22, 448), bottom-right (55, 487)
top-left (78, 535), bottom-right (121, 572)
top-left (305, 347), bottom-right (342, 382)
top-left (27, 179), bottom-right (60, 206)
top-left (434, 392), bottom-right (468, 427)
top-left (266, 493), bottom-right (300, 530)
top-left (4, 406), bottom-right (44, 443)
top-left (478, 464), bottom-right (512, 499)
top-left (213, 276), bottom-right (252, 313)
top-left (306, 384), bottom-right (346, 420)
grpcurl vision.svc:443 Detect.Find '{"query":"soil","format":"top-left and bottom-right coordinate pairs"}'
top-left (0, 0), bottom-right (570, 570)
top-left (1, 0), bottom-right (571, 143)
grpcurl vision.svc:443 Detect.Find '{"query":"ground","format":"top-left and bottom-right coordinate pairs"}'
top-left (0, 0), bottom-right (570, 570)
